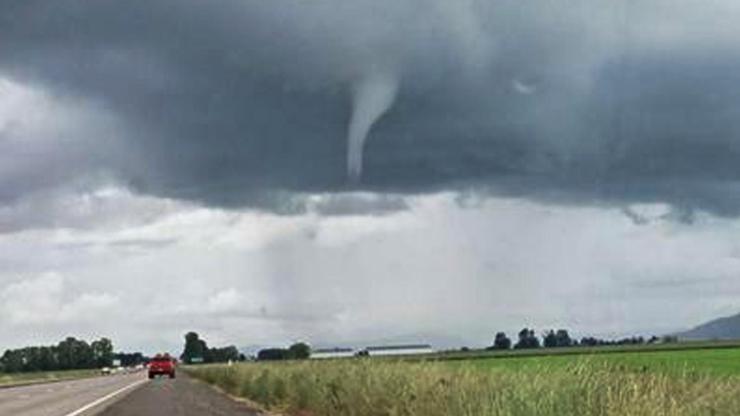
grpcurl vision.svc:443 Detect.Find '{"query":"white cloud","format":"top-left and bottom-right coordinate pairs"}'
top-left (205, 289), bottom-right (247, 314)
top-left (0, 186), bottom-right (187, 235)
top-left (1, 192), bottom-right (740, 352)
top-left (0, 272), bottom-right (119, 326)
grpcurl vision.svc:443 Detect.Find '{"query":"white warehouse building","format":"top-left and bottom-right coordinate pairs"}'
top-left (361, 344), bottom-right (434, 357)
top-left (310, 347), bottom-right (355, 359)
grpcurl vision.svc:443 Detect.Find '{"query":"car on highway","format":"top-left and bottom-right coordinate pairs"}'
top-left (101, 366), bottom-right (126, 375)
top-left (148, 354), bottom-right (176, 379)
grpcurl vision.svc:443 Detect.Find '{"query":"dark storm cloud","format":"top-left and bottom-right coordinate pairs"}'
top-left (2, 0), bottom-right (740, 215)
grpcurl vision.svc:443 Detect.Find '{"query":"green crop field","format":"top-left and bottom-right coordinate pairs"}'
top-left (187, 344), bottom-right (740, 416)
top-left (449, 347), bottom-right (740, 377)
top-left (0, 369), bottom-right (98, 388)
top-left (426, 340), bottom-right (740, 363)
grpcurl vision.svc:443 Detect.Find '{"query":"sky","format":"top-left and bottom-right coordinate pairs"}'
top-left (2, 0), bottom-right (740, 353)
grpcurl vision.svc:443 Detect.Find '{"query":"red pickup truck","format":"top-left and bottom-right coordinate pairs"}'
top-left (148, 354), bottom-right (176, 379)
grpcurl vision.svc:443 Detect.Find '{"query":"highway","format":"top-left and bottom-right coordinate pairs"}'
top-left (0, 372), bottom-right (258, 416)
top-left (0, 372), bottom-right (145, 416)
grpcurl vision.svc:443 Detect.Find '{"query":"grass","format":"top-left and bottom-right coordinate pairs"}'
top-left (427, 340), bottom-right (740, 362)
top-left (448, 347), bottom-right (740, 377)
top-left (186, 347), bottom-right (740, 416)
top-left (0, 369), bottom-right (99, 388)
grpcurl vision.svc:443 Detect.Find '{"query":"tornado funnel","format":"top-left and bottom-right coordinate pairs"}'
top-left (347, 72), bottom-right (400, 184)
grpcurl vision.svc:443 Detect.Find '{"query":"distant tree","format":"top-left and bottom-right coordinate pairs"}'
top-left (115, 352), bottom-right (146, 367)
top-left (182, 332), bottom-right (207, 364)
top-left (200, 340), bottom-right (213, 363)
top-left (181, 332), bottom-right (243, 364)
top-left (209, 346), bottom-right (240, 363)
top-left (580, 336), bottom-right (599, 347)
top-left (555, 329), bottom-right (572, 347)
top-left (1, 349), bottom-right (24, 373)
top-left (91, 338), bottom-right (114, 367)
top-left (543, 330), bottom-right (557, 348)
top-left (614, 336), bottom-right (645, 346)
top-left (257, 348), bottom-right (288, 361)
top-left (576, 335), bottom-right (649, 347)
top-left (514, 328), bottom-right (540, 349)
top-left (542, 329), bottom-right (572, 348)
top-left (37, 346), bottom-right (57, 371)
top-left (287, 342), bottom-right (311, 360)
top-left (0, 336), bottom-right (116, 373)
top-left (491, 332), bottom-right (512, 350)
top-left (661, 335), bottom-right (678, 344)
top-left (57, 337), bottom-right (94, 370)
top-left (23, 347), bottom-right (42, 372)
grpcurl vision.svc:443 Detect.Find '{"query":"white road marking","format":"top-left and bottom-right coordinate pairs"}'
top-left (62, 379), bottom-right (147, 416)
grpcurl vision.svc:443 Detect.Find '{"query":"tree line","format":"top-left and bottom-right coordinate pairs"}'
top-left (114, 351), bottom-right (148, 367)
top-left (257, 342), bottom-right (311, 361)
top-left (180, 332), bottom-right (313, 363)
top-left (0, 337), bottom-right (114, 373)
top-left (487, 328), bottom-right (674, 351)
top-left (2, 329), bottom-right (676, 373)
top-left (180, 332), bottom-right (312, 362)
top-left (181, 332), bottom-right (243, 364)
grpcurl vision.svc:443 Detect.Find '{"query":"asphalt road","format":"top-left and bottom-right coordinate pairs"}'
top-left (99, 373), bottom-right (259, 416)
top-left (0, 371), bottom-right (258, 416)
top-left (0, 372), bottom-right (147, 416)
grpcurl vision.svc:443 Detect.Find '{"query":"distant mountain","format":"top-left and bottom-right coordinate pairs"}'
top-left (677, 312), bottom-right (740, 340)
